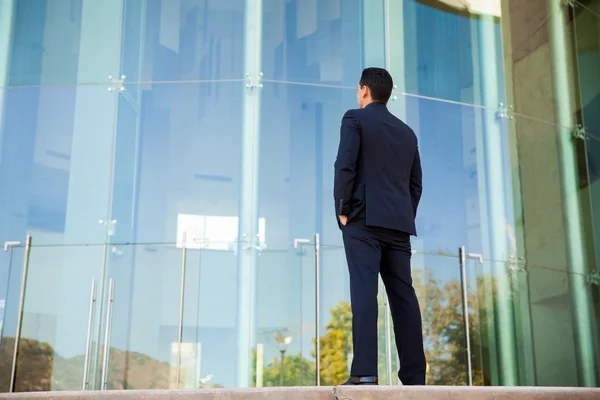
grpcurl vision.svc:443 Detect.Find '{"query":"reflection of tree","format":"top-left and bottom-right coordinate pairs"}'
top-left (416, 270), bottom-right (488, 386)
top-left (1, 269), bottom-right (490, 391)
top-left (257, 268), bottom-right (490, 386)
top-left (253, 352), bottom-right (315, 387)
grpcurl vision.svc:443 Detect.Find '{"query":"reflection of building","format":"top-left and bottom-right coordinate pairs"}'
top-left (0, 0), bottom-right (599, 392)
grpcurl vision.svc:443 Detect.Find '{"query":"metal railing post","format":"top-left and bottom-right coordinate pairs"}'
top-left (9, 235), bottom-right (31, 393)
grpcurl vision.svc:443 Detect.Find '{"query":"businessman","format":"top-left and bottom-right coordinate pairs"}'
top-left (334, 68), bottom-right (426, 386)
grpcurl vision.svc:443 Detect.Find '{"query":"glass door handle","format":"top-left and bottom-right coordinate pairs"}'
top-left (3, 241), bottom-right (21, 252)
top-left (101, 279), bottom-right (115, 390)
top-left (293, 238), bottom-right (310, 248)
top-left (82, 279), bottom-right (97, 390)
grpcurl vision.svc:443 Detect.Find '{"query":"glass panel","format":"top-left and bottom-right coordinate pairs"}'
top-left (109, 82), bottom-right (243, 245)
top-left (574, 0), bottom-right (600, 278)
top-left (0, 243), bottom-right (24, 392)
top-left (10, 244), bottom-right (105, 392)
top-left (182, 244), bottom-right (240, 389)
top-left (527, 263), bottom-right (579, 386)
top-left (6, 0), bottom-right (123, 87)
top-left (466, 256), bottom-right (520, 387)
top-left (261, 0), bottom-right (385, 87)
top-left (258, 82), bottom-right (354, 249)
top-left (0, 85), bottom-right (116, 246)
top-left (317, 244), bottom-right (349, 386)
top-left (411, 251), bottom-right (467, 386)
top-left (120, 0), bottom-right (246, 83)
top-left (502, 1), bottom-right (563, 123)
top-left (102, 243), bottom-right (183, 390)
top-left (254, 241), bottom-right (315, 387)
top-left (401, 95), bottom-right (515, 255)
top-left (0, 244), bottom-right (18, 339)
top-left (511, 110), bottom-right (599, 386)
top-left (401, 0), bottom-right (506, 107)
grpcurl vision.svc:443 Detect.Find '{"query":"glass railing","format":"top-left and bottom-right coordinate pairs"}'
top-left (4, 237), bottom-right (579, 391)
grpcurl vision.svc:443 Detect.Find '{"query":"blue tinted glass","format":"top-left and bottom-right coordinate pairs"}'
top-left (401, 0), bottom-right (506, 107)
top-left (262, 0), bottom-right (383, 87)
top-left (7, 0), bottom-right (123, 86)
top-left (0, 85), bottom-right (115, 245)
top-left (109, 82), bottom-right (243, 244)
top-left (259, 82), bottom-right (356, 248)
top-left (11, 244), bottom-right (105, 391)
top-left (121, 0), bottom-right (246, 83)
top-left (401, 94), bottom-right (514, 255)
top-left (259, 80), bottom-right (514, 255)
top-left (183, 247), bottom-right (240, 388)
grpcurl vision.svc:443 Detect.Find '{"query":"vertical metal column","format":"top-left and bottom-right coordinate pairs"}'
top-left (459, 247), bottom-right (473, 386)
top-left (82, 279), bottom-right (97, 390)
top-left (101, 279), bottom-right (115, 390)
top-left (547, 0), bottom-right (598, 386)
top-left (176, 234), bottom-right (188, 388)
top-left (9, 235), bottom-right (31, 393)
top-left (314, 233), bottom-right (321, 386)
top-left (384, 294), bottom-right (393, 385)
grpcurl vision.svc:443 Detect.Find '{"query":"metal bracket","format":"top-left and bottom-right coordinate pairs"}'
top-left (238, 233), bottom-right (267, 253)
top-left (586, 270), bottom-right (600, 286)
top-left (245, 72), bottom-right (264, 94)
top-left (508, 257), bottom-right (527, 273)
top-left (99, 219), bottom-right (118, 236)
top-left (107, 75), bottom-right (126, 93)
top-left (3, 241), bottom-right (21, 252)
top-left (572, 125), bottom-right (586, 140)
top-left (496, 103), bottom-right (514, 120)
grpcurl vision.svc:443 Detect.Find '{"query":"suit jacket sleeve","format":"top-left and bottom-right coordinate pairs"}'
top-left (334, 110), bottom-right (361, 216)
top-left (410, 146), bottom-right (423, 216)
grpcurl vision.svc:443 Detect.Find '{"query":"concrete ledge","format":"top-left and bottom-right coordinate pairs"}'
top-left (1, 386), bottom-right (600, 400)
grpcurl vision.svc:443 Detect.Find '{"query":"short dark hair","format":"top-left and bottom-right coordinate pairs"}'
top-left (359, 68), bottom-right (393, 103)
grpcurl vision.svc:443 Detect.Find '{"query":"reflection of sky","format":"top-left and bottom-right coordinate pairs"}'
top-left (0, 0), bottom-right (513, 389)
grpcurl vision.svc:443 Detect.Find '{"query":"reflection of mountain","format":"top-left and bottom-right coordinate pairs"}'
top-left (0, 337), bottom-right (55, 392)
top-left (0, 338), bottom-right (222, 392)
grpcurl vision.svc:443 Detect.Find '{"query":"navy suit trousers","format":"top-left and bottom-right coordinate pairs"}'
top-left (342, 214), bottom-right (426, 385)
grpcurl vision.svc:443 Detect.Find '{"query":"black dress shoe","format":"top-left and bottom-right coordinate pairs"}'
top-left (342, 376), bottom-right (378, 385)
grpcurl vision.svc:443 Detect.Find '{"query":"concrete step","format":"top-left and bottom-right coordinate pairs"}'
top-left (1, 386), bottom-right (600, 400)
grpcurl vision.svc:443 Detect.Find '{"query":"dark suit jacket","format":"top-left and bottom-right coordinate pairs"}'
top-left (334, 102), bottom-right (422, 235)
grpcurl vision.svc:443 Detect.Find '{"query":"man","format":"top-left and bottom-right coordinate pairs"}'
top-left (334, 67), bottom-right (426, 386)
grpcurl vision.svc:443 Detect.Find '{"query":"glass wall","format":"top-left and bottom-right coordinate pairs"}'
top-left (0, 0), bottom-right (598, 392)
